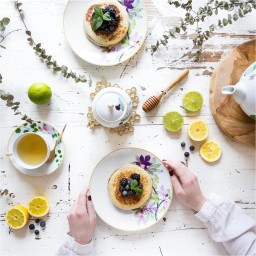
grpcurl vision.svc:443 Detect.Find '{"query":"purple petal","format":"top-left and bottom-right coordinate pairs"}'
top-left (139, 155), bottom-right (145, 164)
top-left (145, 155), bottom-right (151, 162)
top-left (135, 162), bottom-right (141, 166)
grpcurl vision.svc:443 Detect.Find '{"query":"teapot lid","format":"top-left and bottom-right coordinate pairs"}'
top-left (94, 88), bottom-right (127, 122)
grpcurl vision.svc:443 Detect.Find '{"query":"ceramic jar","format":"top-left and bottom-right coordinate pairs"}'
top-left (92, 87), bottom-right (133, 128)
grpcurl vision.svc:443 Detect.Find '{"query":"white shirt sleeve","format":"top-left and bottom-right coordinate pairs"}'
top-left (55, 234), bottom-right (94, 256)
top-left (195, 193), bottom-right (256, 255)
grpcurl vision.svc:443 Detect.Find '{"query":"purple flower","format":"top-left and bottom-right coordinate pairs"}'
top-left (159, 185), bottom-right (169, 208)
top-left (135, 155), bottom-right (152, 170)
top-left (124, 0), bottom-right (134, 11)
top-left (146, 202), bottom-right (157, 212)
top-left (115, 104), bottom-right (121, 110)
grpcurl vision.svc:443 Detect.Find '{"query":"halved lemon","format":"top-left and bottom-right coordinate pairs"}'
top-left (5, 205), bottom-right (29, 229)
top-left (28, 196), bottom-right (50, 217)
top-left (200, 140), bottom-right (222, 162)
top-left (188, 119), bottom-right (208, 141)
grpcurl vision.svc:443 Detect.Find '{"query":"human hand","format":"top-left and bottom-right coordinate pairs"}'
top-left (67, 187), bottom-right (97, 245)
top-left (163, 160), bottom-right (206, 212)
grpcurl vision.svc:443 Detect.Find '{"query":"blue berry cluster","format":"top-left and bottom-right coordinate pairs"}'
top-left (180, 142), bottom-right (195, 158)
top-left (29, 219), bottom-right (46, 237)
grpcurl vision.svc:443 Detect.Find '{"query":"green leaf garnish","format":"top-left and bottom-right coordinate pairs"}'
top-left (92, 5), bottom-right (112, 31)
top-left (130, 179), bottom-right (142, 195)
top-left (130, 179), bottom-right (138, 189)
top-left (133, 187), bottom-right (142, 195)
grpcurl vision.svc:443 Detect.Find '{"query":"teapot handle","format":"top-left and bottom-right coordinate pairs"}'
top-left (221, 85), bottom-right (236, 95)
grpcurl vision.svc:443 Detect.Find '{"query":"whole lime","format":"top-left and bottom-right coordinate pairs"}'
top-left (28, 82), bottom-right (52, 105)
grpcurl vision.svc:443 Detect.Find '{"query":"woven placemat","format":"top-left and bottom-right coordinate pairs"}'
top-left (87, 78), bottom-right (141, 135)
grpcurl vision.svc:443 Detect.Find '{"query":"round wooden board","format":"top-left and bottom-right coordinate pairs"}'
top-left (210, 39), bottom-right (256, 147)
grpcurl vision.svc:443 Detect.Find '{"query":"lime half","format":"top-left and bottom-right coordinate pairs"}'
top-left (163, 111), bottom-right (184, 132)
top-left (183, 91), bottom-right (203, 112)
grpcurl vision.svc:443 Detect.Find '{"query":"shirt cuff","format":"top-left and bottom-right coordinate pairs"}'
top-left (64, 234), bottom-right (94, 255)
top-left (195, 193), bottom-right (225, 223)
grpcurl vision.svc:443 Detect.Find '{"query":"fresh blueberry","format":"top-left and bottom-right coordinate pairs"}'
top-left (105, 6), bottom-right (110, 11)
top-left (115, 14), bottom-right (120, 21)
top-left (184, 152), bottom-right (190, 157)
top-left (35, 230), bottom-right (40, 235)
top-left (130, 173), bottom-right (140, 182)
top-left (119, 185), bottom-right (124, 192)
top-left (109, 26), bottom-right (115, 32)
top-left (125, 184), bottom-right (130, 191)
top-left (128, 178), bottom-right (133, 184)
top-left (29, 224), bottom-right (35, 230)
top-left (189, 145), bottom-right (195, 151)
top-left (40, 221), bottom-right (46, 228)
top-left (122, 190), bottom-right (128, 197)
top-left (138, 184), bottom-right (143, 189)
top-left (35, 219), bottom-right (40, 223)
top-left (128, 190), bottom-right (136, 197)
top-left (181, 142), bottom-right (186, 147)
top-left (120, 178), bottom-right (128, 186)
top-left (104, 28), bottom-right (110, 34)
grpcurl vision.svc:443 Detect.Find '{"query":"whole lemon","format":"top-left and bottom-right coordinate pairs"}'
top-left (28, 82), bottom-right (52, 105)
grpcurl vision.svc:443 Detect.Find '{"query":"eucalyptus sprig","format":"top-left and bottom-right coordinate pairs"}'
top-left (152, 0), bottom-right (256, 61)
top-left (0, 17), bottom-right (10, 32)
top-left (92, 6), bottom-right (111, 31)
top-left (0, 188), bottom-right (15, 198)
top-left (0, 90), bottom-right (33, 124)
top-left (14, 1), bottom-right (90, 84)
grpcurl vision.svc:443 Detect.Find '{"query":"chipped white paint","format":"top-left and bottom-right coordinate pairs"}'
top-left (0, 0), bottom-right (255, 255)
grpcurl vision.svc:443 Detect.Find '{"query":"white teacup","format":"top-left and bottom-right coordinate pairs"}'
top-left (9, 132), bottom-right (50, 169)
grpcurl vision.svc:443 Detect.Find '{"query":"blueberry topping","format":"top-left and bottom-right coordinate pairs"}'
top-left (128, 178), bottom-right (133, 184)
top-left (181, 142), bottom-right (186, 147)
top-left (184, 152), bottom-right (190, 157)
top-left (138, 184), bottom-right (143, 189)
top-left (125, 184), bottom-right (130, 191)
top-left (29, 224), bottom-right (35, 230)
top-left (130, 173), bottom-right (140, 182)
top-left (115, 14), bottom-right (120, 21)
top-left (128, 190), bottom-right (136, 197)
top-left (35, 230), bottom-right (40, 235)
top-left (40, 221), bottom-right (46, 228)
top-left (105, 6), bottom-right (110, 11)
top-left (119, 185), bottom-right (124, 192)
top-left (35, 219), bottom-right (40, 223)
top-left (120, 178), bottom-right (128, 186)
top-left (109, 26), bottom-right (115, 32)
top-left (122, 190), bottom-right (128, 197)
top-left (189, 145), bottom-right (195, 151)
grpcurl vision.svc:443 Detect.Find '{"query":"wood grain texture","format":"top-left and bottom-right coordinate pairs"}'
top-left (210, 39), bottom-right (256, 147)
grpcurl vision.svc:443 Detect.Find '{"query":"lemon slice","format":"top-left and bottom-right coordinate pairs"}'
top-left (183, 91), bottom-right (203, 112)
top-left (163, 111), bottom-right (184, 132)
top-left (28, 196), bottom-right (50, 217)
top-left (188, 119), bottom-right (208, 141)
top-left (200, 140), bottom-right (222, 162)
top-left (5, 205), bottom-right (29, 229)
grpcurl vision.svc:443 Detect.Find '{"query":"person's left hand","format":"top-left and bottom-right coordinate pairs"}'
top-left (67, 187), bottom-right (97, 245)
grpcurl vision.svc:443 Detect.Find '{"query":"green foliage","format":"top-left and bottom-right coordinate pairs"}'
top-left (14, 1), bottom-right (90, 84)
top-left (152, 0), bottom-right (256, 61)
top-left (130, 179), bottom-right (142, 195)
top-left (0, 17), bottom-right (10, 31)
top-left (92, 6), bottom-right (111, 31)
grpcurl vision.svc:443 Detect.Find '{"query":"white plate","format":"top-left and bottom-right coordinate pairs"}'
top-left (63, 0), bottom-right (148, 66)
top-left (7, 121), bottom-right (64, 177)
top-left (90, 148), bottom-right (173, 231)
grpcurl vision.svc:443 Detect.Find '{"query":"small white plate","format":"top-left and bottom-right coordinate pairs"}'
top-left (7, 121), bottom-right (64, 177)
top-left (63, 0), bottom-right (148, 66)
top-left (90, 148), bottom-right (173, 231)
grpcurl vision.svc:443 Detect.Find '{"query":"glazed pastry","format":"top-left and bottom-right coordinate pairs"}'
top-left (84, 0), bottom-right (129, 47)
top-left (108, 164), bottom-right (152, 210)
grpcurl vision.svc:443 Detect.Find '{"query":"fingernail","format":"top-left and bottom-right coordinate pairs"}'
top-left (88, 195), bottom-right (92, 201)
top-left (169, 170), bottom-right (174, 176)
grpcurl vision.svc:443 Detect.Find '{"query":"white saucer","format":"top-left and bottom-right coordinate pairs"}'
top-left (90, 148), bottom-right (173, 231)
top-left (7, 121), bottom-right (65, 177)
top-left (63, 0), bottom-right (148, 66)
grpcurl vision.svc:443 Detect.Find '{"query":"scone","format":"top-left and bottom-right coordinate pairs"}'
top-left (83, 0), bottom-right (129, 47)
top-left (108, 164), bottom-right (152, 210)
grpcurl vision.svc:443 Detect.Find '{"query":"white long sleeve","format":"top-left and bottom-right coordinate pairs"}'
top-left (55, 234), bottom-right (94, 256)
top-left (195, 193), bottom-right (256, 255)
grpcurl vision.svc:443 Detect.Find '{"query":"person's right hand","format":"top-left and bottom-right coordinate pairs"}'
top-left (163, 160), bottom-right (206, 212)
top-left (67, 187), bottom-right (97, 245)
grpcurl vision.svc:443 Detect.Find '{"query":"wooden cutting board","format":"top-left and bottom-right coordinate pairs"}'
top-left (210, 39), bottom-right (256, 147)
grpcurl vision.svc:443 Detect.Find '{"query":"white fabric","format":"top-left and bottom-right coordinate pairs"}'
top-left (56, 194), bottom-right (256, 255)
top-left (195, 193), bottom-right (256, 255)
top-left (55, 234), bottom-right (94, 256)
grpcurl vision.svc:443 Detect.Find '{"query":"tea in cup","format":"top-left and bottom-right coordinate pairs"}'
top-left (10, 132), bottom-right (50, 169)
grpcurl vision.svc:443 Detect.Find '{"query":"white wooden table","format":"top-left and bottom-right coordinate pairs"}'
top-left (0, 0), bottom-right (255, 255)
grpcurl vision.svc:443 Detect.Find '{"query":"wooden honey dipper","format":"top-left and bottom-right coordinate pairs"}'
top-left (142, 69), bottom-right (189, 112)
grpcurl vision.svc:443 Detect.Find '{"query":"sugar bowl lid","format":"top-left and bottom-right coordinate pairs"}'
top-left (93, 87), bottom-right (127, 123)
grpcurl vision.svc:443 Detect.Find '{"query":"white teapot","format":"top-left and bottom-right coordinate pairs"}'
top-left (92, 87), bottom-right (133, 128)
top-left (221, 62), bottom-right (256, 120)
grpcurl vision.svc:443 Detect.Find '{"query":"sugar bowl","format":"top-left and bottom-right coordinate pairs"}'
top-left (92, 87), bottom-right (133, 128)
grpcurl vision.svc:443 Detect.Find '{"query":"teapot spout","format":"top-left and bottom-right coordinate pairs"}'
top-left (221, 85), bottom-right (236, 95)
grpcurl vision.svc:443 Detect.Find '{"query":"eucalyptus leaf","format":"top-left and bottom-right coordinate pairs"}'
top-left (0, 23), bottom-right (5, 31)
top-left (1, 17), bottom-right (10, 25)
